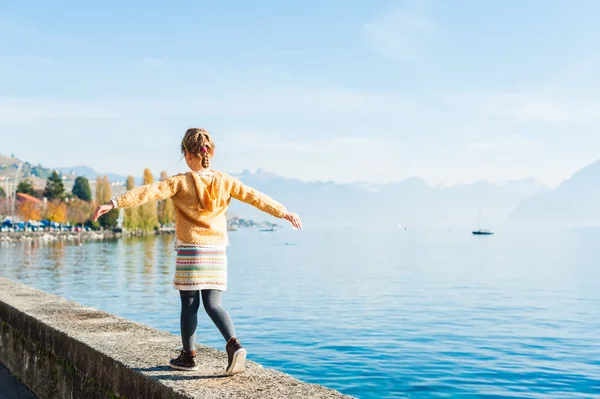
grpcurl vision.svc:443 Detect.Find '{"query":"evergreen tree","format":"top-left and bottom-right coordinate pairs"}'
top-left (138, 168), bottom-right (158, 232)
top-left (157, 171), bottom-right (175, 226)
top-left (44, 171), bottom-right (65, 200)
top-left (123, 175), bottom-right (140, 230)
top-left (72, 176), bottom-right (92, 201)
top-left (16, 179), bottom-right (36, 196)
top-left (0, 186), bottom-right (5, 199)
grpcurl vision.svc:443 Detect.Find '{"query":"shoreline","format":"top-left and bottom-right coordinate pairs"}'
top-left (0, 228), bottom-right (175, 243)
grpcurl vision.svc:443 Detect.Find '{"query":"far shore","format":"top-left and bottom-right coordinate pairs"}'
top-left (0, 227), bottom-right (175, 243)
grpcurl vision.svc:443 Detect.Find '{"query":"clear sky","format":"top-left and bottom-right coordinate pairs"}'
top-left (1, 0), bottom-right (600, 187)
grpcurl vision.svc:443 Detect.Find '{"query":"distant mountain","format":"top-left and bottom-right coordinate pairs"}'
top-left (57, 166), bottom-right (158, 186)
top-left (346, 181), bottom-right (381, 193)
top-left (228, 169), bottom-right (547, 227)
top-left (56, 166), bottom-right (130, 183)
top-left (509, 159), bottom-right (600, 223)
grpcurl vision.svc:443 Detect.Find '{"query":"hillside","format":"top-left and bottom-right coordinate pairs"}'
top-left (0, 156), bottom-right (127, 198)
top-left (509, 159), bottom-right (600, 223)
top-left (0, 154), bottom-right (54, 190)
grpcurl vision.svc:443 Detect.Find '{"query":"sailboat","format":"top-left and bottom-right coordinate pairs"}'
top-left (472, 206), bottom-right (494, 235)
top-left (260, 222), bottom-right (277, 232)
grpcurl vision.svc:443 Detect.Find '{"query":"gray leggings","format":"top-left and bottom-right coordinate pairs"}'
top-left (180, 290), bottom-right (236, 351)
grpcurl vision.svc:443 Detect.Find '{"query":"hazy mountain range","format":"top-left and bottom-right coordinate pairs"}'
top-left (53, 164), bottom-right (550, 227)
top-left (509, 159), bottom-right (600, 224)
top-left (56, 166), bottom-right (134, 184)
top-left (56, 159), bottom-right (600, 227)
top-left (227, 169), bottom-right (547, 227)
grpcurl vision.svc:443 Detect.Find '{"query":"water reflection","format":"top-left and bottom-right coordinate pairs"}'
top-left (121, 237), bottom-right (138, 289)
top-left (2, 229), bottom-right (600, 399)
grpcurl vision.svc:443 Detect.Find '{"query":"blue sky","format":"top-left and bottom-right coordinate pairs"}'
top-left (1, 0), bottom-right (600, 187)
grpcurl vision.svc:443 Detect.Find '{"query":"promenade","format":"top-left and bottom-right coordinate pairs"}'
top-left (0, 278), bottom-right (351, 399)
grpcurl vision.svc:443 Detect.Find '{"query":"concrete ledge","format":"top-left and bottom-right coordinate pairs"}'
top-left (0, 278), bottom-right (351, 399)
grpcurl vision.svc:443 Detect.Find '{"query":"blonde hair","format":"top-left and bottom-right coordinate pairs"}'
top-left (181, 128), bottom-right (215, 169)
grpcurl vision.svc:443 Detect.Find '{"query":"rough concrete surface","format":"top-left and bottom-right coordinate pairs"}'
top-left (0, 363), bottom-right (38, 399)
top-left (0, 277), bottom-right (353, 399)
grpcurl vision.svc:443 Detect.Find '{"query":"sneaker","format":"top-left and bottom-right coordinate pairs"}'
top-left (225, 337), bottom-right (247, 376)
top-left (169, 350), bottom-right (199, 371)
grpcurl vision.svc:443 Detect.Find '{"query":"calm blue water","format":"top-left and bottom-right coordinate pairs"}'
top-left (1, 227), bottom-right (600, 398)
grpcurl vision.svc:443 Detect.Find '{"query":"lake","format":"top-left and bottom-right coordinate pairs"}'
top-left (1, 226), bottom-right (599, 398)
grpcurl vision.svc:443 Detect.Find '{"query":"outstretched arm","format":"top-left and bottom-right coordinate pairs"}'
top-left (228, 177), bottom-right (302, 229)
top-left (93, 176), bottom-right (181, 221)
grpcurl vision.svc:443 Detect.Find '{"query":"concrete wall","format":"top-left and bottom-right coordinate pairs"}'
top-left (0, 278), bottom-right (351, 399)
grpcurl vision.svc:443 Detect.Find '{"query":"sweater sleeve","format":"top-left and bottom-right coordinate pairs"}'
top-left (227, 176), bottom-right (287, 218)
top-left (113, 176), bottom-right (181, 209)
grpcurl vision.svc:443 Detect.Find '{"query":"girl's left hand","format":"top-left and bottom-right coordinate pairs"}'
top-left (284, 212), bottom-right (302, 230)
top-left (92, 203), bottom-right (114, 222)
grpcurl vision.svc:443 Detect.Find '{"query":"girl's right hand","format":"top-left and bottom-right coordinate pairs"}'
top-left (92, 203), bottom-right (115, 222)
top-left (284, 212), bottom-right (302, 230)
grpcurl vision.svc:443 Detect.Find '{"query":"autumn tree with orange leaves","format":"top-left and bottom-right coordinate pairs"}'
top-left (67, 199), bottom-right (94, 227)
top-left (45, 200), bottom-right (68, 223)
top-left (138, 169), bottom-right (158, 232)
top-left (18, 200), bottom-right (41, 221)
top-left (123, 175), bottom-right (140, 230)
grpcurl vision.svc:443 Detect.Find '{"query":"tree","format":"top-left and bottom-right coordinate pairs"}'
top-left (138, 168), bottom-right (158, 232)
top-left (157, 171), bottom-right (175, 226)
top-left (67, 199), bottom-right (94, 226)
top-left (45, 200), bottom-right (68, 223)
top-left (44, 171), bottom-right (65, 200)
top-left (0, 200), bottom-right (10, 219)
top-left (95, 176), bottom-right (106, 204)
top-left (123, 176), bottom-right (140, 230)
top-left (72, 176), bottom-right (92, 201)
top-left (126, 175), bottom-right (136, 190)
top-left (0, 186), bottom-right (5, 199)
top-left (96, 176), bottom-right (119, 228)
top-left (17, 179), bottom-right (36, 196)
top-left (18, 200), bottom-right (41, 221)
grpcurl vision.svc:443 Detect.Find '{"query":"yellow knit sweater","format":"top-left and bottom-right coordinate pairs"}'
top-left (112, 170), bottom-right (286, 245)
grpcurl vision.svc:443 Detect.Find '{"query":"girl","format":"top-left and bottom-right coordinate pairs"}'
top-left (93, 128), bottom-right (302, 376)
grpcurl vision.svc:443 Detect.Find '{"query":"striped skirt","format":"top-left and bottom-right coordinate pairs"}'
top-left (174, 244), bottom-right (228, 291)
